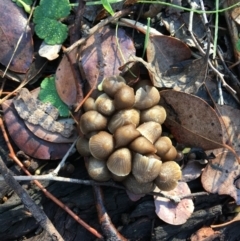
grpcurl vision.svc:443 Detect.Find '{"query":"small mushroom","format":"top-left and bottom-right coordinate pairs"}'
top-left (83, 97), bottom-right (96, 112)
top-left (108, 109), bottom-right (140, 133)
top-left (123, 174), bottom-right (156, 194)
top-left (154, 136), bottom-right (172, 157)
top-left (154, 161), bottom-right (182, 191)
top-left (134, 86), bottom-right (160, 110)
top-left (76, 136), bottom-right (90, 156)
top-left (107, 148), bottom-right (132, 178)
top-left (132, 153), bottom-right (162, 183)
top-left (89, 131), bottom-right (114, 160)
top-left (86, 156), bottom-right (111, 181)
top-left (114, 124), bottom-right (140, 148)
top-left (100, 75), bottom-right (126, 97)
top-left (140, 105), bottom-right (166, 124)
top-left (113, 85), bottom-right (135, 110)
top-left (137, 121), bottom-right (162, 143)
top-left (161, 146), bottom-right (178, 161)
top-left (129, 136), bottom-right (157, 154)
top-left (95, 93), bottom-right (115, 116)
top-left (79, 110), bottom-right (108, 134)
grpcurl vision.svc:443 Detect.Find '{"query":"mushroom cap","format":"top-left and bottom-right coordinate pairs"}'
top-left (134, 86), bottom-right (160, 110)
top-left (129, 136), bottom-right (157, 154)
top-left (137, 121), bottom-right (162, 143)
top-left (154, 161), bottom-right (182, 191)
top-left (140, 105), bottom-right (166, 124)
top-left (79, 110), bottom-right (108, 134)
top-left (89, 131), bottom-right (114, 160)
top-left (154, 136), bottom-right (172, 157)
top-left (101, 75), bottom-right (126, 97)
top-left (86, 156), bottom-right (111, 181)
top-left (107, 148), bottom-right (132, 176)
top-left (161, 146), bottom-right (178, 162)
top-left (113, 85), bottom-right (135, 110)
top-left (76, 136), bottom-right (90, 156)
top-left (132, 153), bottom-right (162, 183)
top-left (95, 93), bottom-right (115, 116)
top-left (108, 109), bottom-right (140, 134)
top-left (83, 97), bottom-right (96, 112)
top-left (123, 174), bottom-right (156, 194)
top-left (114, 124), bottom-right (140, 148)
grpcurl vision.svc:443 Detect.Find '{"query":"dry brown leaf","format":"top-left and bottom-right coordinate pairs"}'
top-left (0, 1), bottom-right (33, 73)
top-left (2, 99), bottom-right (72, 160)
top-left (154, 182), bottom-right (194, 225)
top-left (181, 160), bottom-right (204, 182)
top-left (190, 227), bottom-right (220, 241)
top-left (160, 90), bottom-right (225, 150)
top-left (231, 6), bottom-right (240, 24)
top-left (80, 26), bottom-right (136, 90)
top-left (201, 149), bottom-right (240, 204)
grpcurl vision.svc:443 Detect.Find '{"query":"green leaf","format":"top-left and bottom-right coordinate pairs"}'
top-left (33, 0), bottom-right (71, 45)
top-left (39, 76), bottom-right (70, 117)
top-left (101, 0), bottom-right (114, 16)
top-left (236, 39), bottom-right (240, 52)
top-left (12, 0), bottom-right (32, 13)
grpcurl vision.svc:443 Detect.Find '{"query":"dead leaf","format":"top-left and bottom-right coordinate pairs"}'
top-left (2, 99), bottom-right (72, 160)
top-left (154, 182), bottom-right (194, 225)
top-left (79, 26), bottom-right (136, 90)
top-left (201, 149), bottom-right (240, 205)
top-left (231, 6), bottom-right (240, 25)
top-left (0, 1), bottom-right (33, 73)
top-left (190, 227), bottom-right (220, 241)
top-left (181, 160), bottom-right (204, 182)
top-left (159, 90), bottom-right (225, 150)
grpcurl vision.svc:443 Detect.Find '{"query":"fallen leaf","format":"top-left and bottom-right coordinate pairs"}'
top-left (181, 160), bottom-right (204, 182)
top-left (159, 90), bottom-right (225, 150)
top-left (231, 6), bottom-right (240, 25)
top-left (0, 0), bottom-right (33, 73)
top-left (2, 99), bottom-right (72, 160)
top-left (154, 182), bottom-right (194, 225)
top-left (201, 149), bottom-right (240, 204)
top-left (80, 26), bottom-right (136, 90)
top-left (190, 227), bottom-right (219, 241)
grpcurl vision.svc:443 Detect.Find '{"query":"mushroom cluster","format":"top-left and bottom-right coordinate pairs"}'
top-left (77, 76), bottom-right (182, 194)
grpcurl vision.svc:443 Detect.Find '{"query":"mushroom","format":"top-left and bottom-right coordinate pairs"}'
top-left (132, 153), bottom-right (162, 183)
top-left (113, 85), bottom-right (135, 110)
top-left (129, 136), bottom-right (157, 154)
top-left (107, 148), bottom-right (132, 178)
top-left (123, 175), bottom-right (156, 194)
top-left (99, 75), bottom-right (126, 97)
top-left (161, 146), bottom-right (178, 161)
top-left (79, 110), bottom-right (108, 134)
top-left (83, 97), bottom-right (96, 112)
top-left (76, 136), bottom-right (90, 156)
top-left (95, 93), bottom-right (115, 116)
top-left (113, 124), bottom-right (140, 148)
top-left (108, 109), bottom-right (140, 133)
top-left (137, 121), bottom-right (162, 143)
top-left (134, 86), bottom-right (160, 110)
top-left (86, 156), bottom-right (111, 181)
top-left (154, 136), bottom-right (172, 157)
top-left (140, 105), bottom-right (166, 124)
top-left (154, 161), bottom-right (182, 191)
top-left (89, 131), bottom-right (114, 160)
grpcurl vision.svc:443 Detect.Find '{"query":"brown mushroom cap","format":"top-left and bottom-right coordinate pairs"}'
top-left (107, 148), bottom-right (132, 177)
top-left (161, 146), bottom-right (178, 161)
top-left (154, 161), bottom-right (182, 191)
top-left (89, 131), bottom-right (114, 160)
top-left (114, 124), bottom-right (140, 148)
top-left (79, 110), bottom-right (108, 134)
top-left (132, 153), bottom-right (162, 183)
top-left (86, 156), bottom-right (111, 181)
top-left (137, 121), bottom-right (162, 143)
top-left (95, 93), bottom-right (115, 116)
top-left (140, 105), bottom-right (166, 124)
top-left (101, 75), bottom-right (126, 97)
top-left (83, 97), bottom-right (96, 112)
top-left (134, 86), bottom-right (160, 110)
top-left (113, 85), bottom-right (135, 110)
top-left (123, 175), bottom-right (156, 194)
top-left (76, 136), bottom-right (90, 156)
top-left (154, 136), bottom-right (172, 157)
top-left (129, 136), bottom-right (157, 154)
top-left (108, 109), bottom-right (140, 133)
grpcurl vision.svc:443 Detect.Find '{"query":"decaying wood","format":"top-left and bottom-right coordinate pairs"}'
top-left (13, 88), bottom-right (74, 138)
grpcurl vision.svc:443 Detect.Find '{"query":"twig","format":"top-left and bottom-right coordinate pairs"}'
top-left (93, 186), bottom-right (127, 241)
top-left (64, 8), bottom-right (132, 53)
top-left (0, 118), bottom-right (103, 240)
top-left (0, 156), bottom-right (64, 241)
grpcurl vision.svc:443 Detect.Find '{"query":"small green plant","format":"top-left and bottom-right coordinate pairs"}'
top-left (39, 76), bottom-right (70, 117)
top-left (33, 0), bottom-right (71, 45)
top-left (236, 39), bottom-right (240, 52)
top-left (12, 0), bottom-right (32, 13)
